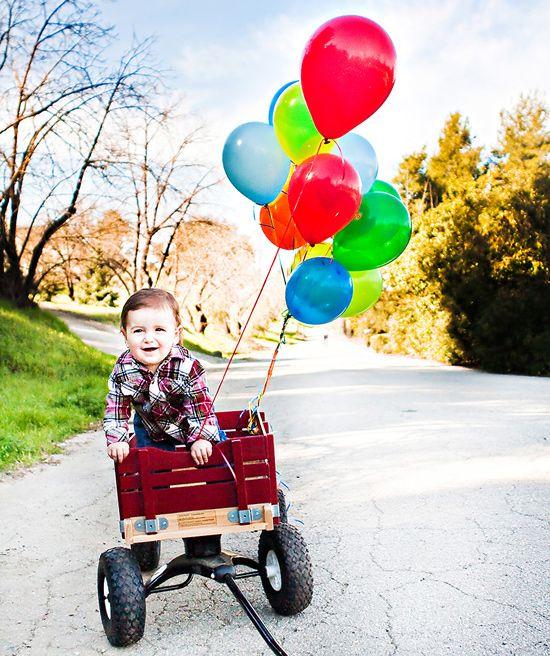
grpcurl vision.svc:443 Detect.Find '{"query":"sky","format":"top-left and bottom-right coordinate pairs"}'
top-left (99, 0), bottom-right (549, 233)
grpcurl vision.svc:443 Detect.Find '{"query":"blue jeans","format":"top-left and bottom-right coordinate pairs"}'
top-left (133, 413), bottom-right (227, 449)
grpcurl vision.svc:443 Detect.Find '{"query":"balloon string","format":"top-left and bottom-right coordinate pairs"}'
top-left (332, 139), bottom-right (346, 183)
top-left (245, 309), bottom-right (292, 434)
top-left (278, 253), bottom-right (287, 285)
top-left (266, 204), bottom-right (275, 229)
top-left (254, 310), bottom-right (292, 412)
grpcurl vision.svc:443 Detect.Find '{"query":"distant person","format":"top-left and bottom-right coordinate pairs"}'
top-left (103, 288), bottom-right (224, 465)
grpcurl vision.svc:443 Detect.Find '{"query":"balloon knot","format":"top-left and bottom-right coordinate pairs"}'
top-left (323, 138), bottom-right (330, 145)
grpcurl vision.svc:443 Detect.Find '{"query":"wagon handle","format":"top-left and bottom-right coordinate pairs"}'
top-left (224, 574), bottom-right (290, 656)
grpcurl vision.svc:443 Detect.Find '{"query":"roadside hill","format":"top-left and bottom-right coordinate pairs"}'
top-left (0, 301), bottom-right (114, 470)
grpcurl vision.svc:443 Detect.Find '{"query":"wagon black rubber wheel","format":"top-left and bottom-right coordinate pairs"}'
top-left (131, 540), bottom-right (161, 571)
top-left (97, 547), bottom-right (146, 646)
top-left (258, 523), bottom-right (313, 616)
top-left (277, 488), bottom-right (288, 523)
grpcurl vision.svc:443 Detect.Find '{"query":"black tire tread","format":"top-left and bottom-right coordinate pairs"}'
top-left (98, 547), bottom-right (146, 646)
top-left (259, 523), bottom-right (313, 616)
top-left (277, 488), bottom-right (289, 523)
top-left (131, 540), bottom-right (161, 571)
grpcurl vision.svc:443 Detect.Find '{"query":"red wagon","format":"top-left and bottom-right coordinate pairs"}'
top-left (97, 410), bottom-right (313, 655)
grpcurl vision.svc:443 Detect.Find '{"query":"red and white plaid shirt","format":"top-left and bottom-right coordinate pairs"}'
top-left (103, 345), bottom-right (219, 446)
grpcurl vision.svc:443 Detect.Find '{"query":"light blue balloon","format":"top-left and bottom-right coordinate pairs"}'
top-left (268, 80), bottom-right (298, 125)
top-left (223, 122), bottom-right (290, 205)
top-left (338, 133), bottom-right (378, 194)
top-left (285, 257), bottom-right (353, 325)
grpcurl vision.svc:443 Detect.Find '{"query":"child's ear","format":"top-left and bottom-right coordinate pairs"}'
top-left (121, 328), bottom-right (128, 343)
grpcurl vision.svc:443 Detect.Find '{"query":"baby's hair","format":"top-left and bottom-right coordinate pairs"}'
top-left (121, 288), bottom-right (181, 329)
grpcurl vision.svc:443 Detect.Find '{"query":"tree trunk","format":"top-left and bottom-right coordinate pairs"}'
top-left (0, 266), bottom-right (35, 306)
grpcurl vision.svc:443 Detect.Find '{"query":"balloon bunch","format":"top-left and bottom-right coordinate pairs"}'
top-left (222, 15), bottom-right (411, 325)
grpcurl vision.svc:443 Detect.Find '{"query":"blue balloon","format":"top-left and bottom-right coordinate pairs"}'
top-left (268, 80), bottom-right (299, 125)
top-left (337, 133), bottom-right (378, 193)
top-left (223, 122), bottom-right (290, 205)
top-left (285, 257), bottom-right (353, 325)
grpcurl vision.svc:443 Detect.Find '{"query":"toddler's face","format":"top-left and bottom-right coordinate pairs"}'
top-left (122, 306), bottom-right (180, 372)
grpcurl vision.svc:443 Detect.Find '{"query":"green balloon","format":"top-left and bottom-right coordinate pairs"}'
top-left (333, 192), bottom-right (411, 270)
top-left (340, 269), bottom-right (383, 317)
top-left (368, 179), bottom-right (401, 200)
top-left (273, 82), bottom-right (334, 163)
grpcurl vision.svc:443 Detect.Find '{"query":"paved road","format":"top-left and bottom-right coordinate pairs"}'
top-left (1, 315), bottom-right (549, 656)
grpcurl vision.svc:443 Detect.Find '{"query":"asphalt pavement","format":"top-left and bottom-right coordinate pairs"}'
top-left (1, 314), bottom-right (549, 656)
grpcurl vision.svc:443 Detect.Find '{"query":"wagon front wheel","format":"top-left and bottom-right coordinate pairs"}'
top-left (277, 488), bottom-right (289, 523)
top-left (97, 547), bottom-right (146, 646)
top-left (258, 523), bottom-right (313, 615)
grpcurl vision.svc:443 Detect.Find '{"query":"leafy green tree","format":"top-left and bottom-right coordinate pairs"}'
top-left (470, 96), bottom-right (550, 373)
top-left (427, 113), bottom-right (481, 200)
top-left (350, 97), bottom-right (549, 375)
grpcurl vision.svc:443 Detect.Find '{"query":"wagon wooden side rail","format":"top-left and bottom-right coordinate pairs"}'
top-left (115, 410), bottom-right (280, 544)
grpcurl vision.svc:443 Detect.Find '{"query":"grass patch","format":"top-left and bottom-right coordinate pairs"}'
top-left (180, 329), bottom-right (227, 358)
top-left (40, 300), bottom-right (120, 326)
top-left (251, 317), bottom-right (307, 346)
top-left (0, 300), bottom-right (115, 471)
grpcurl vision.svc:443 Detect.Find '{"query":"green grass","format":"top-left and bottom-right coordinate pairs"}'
top-left (40, 300), bottom-right (120, 326)
top-left (251, 317), bottom-right (307, 346)
top-left (0, 300), bottom-right (115, 471)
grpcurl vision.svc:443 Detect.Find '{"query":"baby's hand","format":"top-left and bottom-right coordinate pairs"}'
top-left (190, 439), bottom-right (212, 466)
top-left (107, 441), bottom-right (130, 463)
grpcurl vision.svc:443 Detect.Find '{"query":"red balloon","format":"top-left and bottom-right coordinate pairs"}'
top-left (288, 153), bottom-right (361, 245)
top-left (259, 193), bottom-right (307, 250)
top-left (301, 15), bottom-right (396, 139)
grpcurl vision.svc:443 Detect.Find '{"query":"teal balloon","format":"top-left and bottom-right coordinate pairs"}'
top-left (285, 257), bottom-right (353, 325)
top-left (368, 179), bottom-right (401, 200)
top-left (333, 192), bottom-right (411, 270)
top-left (338, 133), bottom-right (378, 193)
top-left (222, 122), bottom-right (290, 205)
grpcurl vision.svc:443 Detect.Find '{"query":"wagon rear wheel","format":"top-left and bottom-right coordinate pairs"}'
top-left (131, 540), bottom-right (161, 571)
top-left (258, 523), bottom-right (313, 615)
top-left (97, 547), bottom-right (146, 646)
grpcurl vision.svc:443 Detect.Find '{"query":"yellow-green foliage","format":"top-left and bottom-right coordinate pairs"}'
top-left (0, 301), bottom-right (114, 470)
top-left (350, 96), bottom-right (550, 375)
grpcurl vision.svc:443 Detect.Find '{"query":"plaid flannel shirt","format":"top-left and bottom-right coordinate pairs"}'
top-left (103, 345), bottom-right (219, 446)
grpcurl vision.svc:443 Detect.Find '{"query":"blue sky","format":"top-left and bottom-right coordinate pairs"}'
top-left (99, 0), bottom-right (549, 230)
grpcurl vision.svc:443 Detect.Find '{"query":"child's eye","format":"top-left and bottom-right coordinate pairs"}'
top-left (133, 328), bottom-right (143, 333)
top-left (156, 328), bottom-right (166, 332)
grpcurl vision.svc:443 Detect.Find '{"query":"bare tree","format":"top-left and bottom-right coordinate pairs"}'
top-left (28, 209), bottom-right (126, 301)
top-left (0, 0), bottom-right (155, 305)
top-left (102, 104), bottom-right (219, 292)
top-left (163, 218), bottom-right (284, 339)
